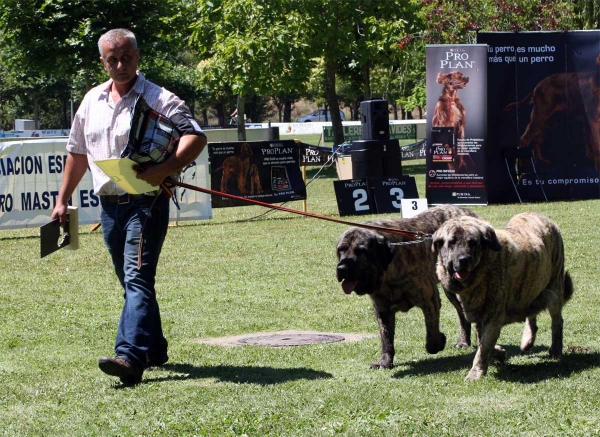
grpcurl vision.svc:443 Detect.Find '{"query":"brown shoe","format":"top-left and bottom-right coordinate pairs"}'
top-left (98, 356), bottom-right (142, 385)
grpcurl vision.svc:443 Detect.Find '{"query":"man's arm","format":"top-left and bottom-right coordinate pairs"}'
top-left (135, 134), bottom-right (207, 187)
top-left (51, 152), bottom-right (89, 225)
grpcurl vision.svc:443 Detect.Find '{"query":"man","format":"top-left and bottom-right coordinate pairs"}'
top-left (51, 28), bottom-right (207, 384)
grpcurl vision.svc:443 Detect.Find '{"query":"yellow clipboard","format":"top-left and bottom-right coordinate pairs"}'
top-left (94, 158), bottom-right (158, 194)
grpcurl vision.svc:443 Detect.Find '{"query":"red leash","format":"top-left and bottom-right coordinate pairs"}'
top-left (165, 180), bottom-right (430, 240)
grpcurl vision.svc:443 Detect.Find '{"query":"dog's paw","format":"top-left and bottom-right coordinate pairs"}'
top-left (548, 345), bottom-right (563, 358)
top-left (454, 338), bottom-right (471, 348)
top-left (465, 368), bottom-right (485, 381)
top-left (426, 333), bottom-right (447, 354)
top-left (369, 359), bottom-right (393, 370)
top-left (369, 363), bottom-right (394, 370)
top-left (493, 345), bottom-right (507, 362)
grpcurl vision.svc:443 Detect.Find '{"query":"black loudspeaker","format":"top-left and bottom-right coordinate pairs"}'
top-left (361, 99), bottom-right (390, 140)
top-left (351, 139), bottom-right (402, 179)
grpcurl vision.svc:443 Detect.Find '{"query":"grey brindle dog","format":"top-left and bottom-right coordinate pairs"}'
top-left (432, 213), bottom-right (574, 380)
top-left (336, 205), bottom-right (478, 369)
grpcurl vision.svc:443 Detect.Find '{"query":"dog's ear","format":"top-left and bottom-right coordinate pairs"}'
top-left (431, 230), bottom-right (443, 254)
top-left (482, 225), bottom-right (502, 251)
top-left (376, 234), bottom-right (395, 269)
top-left (436, 72), bottom-right (444, 84)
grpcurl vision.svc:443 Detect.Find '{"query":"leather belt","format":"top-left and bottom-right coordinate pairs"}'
top-left (99, 192), bottom-right (158, 204)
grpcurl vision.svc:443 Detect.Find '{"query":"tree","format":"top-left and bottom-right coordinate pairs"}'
top-left (415, 0), bottom-right (578, 44)
top-left (572, 0), bottom-right (599, 29)
top-left (301, 0), bottom-right (414, 144)
top-left (191, 0), bottom-right (312, 139)
top-left (0, 0), bottom-right (196, 127)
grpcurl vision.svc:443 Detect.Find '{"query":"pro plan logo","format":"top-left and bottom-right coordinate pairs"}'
top-left (428, 170), bottom-right (437, 178)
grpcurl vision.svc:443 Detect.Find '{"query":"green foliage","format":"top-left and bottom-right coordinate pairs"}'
top-left (191, 0), bottom-right (312, 97)
top-left (572, 0), bottom-right (599, 28)
top-left (0, 0), bottom-right (597, 129)
top-left (0, 0), bottom-right (197, 127)
top-left (415, 0), bottom-right (579, 44)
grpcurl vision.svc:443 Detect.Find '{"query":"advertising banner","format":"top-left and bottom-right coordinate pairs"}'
top-left (300, 144), bottom-right (333, 167)
top-left (477, 31), bottom-right (600, 203)
top-left (0, 138), bottom-right (211, 229)
top-left (425, 45), bottom-right (488, 205)
top-left (0, 129), bottom-right (70, 138)
top-left (401, 140), bottom-right (427, 161)
top-left (209, 140), bottom-right (306, 208)
top-left (323, 123), bottom-right (417, 142)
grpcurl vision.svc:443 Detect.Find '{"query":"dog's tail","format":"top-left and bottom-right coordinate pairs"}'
top-left (503, 91), bottom-right (533, 112)
top-left (563, 271), bottom-right (574, 303)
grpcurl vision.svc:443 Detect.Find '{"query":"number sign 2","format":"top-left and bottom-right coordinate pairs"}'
top-left (333, 179), bottom-right (375, 216)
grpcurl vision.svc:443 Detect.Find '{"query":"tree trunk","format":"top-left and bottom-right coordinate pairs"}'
top-left (353, 97), bottom-right (361, 121)
top-left (216, 103), bottom-right (226, 126)
top-left (34, 96), bottom-right (39, 129)
top-left (362, 62), bottom-right (371, 100)
top-left (283, 99), bottom-right (292, 122)
top-left (325, 60), bottom-right (344, 146)
top-left (236, 94), bottom-right (246, 141)
top-left (392, 102), bottom-right (399, 120)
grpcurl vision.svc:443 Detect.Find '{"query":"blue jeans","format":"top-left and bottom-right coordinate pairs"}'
top-left (100, 194), bottom-right (170, 369)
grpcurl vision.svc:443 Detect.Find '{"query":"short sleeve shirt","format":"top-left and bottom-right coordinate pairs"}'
top-left (67, 72), bottom-right (191, 195)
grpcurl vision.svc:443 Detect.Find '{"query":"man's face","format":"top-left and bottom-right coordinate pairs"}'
top-left (100, 38), bottom-right (140, 87)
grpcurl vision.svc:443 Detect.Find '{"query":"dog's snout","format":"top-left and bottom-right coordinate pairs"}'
top-left (453, 254), bottom-right (471, 271)
top-left (336, 261), bottom-right (350, 281)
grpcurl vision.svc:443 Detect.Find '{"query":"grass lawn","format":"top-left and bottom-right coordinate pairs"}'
top-left (1, 140), bottom-right (599, 435)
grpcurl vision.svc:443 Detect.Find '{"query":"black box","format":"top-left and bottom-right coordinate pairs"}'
top-left (351, 139), bottom-right (402, 179)
top-left (360, 99), bottom-right (390, 140)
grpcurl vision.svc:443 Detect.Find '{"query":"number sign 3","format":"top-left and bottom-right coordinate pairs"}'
top-left (369, 176), bottom-right (419, 214)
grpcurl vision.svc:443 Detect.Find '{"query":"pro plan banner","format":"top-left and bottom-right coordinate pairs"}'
top-left (300, 144), bottom-right (332, 167)
top-left (477, 31), bottom-right (600, 203)
top-left (209, 140), bottom-right (306, 208)
top-left (425, 45), bottom-right (488, 205)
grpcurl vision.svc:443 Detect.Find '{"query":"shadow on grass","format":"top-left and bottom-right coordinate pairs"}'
top-left (392, 345), bottom-right (599, 383)
top-left (141, 363), bottom-right (333, 386)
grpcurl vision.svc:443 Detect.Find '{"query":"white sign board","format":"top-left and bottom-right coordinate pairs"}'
top-left (0, 138), bottom-right (211, 229)
top-left (400, 198), bottom-right (428, 218)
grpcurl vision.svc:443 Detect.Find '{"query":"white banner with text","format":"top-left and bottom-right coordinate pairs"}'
top-left (0, 138), bottom-right (211, 229)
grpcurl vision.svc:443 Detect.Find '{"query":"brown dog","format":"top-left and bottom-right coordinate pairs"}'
top-left (432, 213), bottom-right (574, 380)
top-left (504, 54), bottom-right (600, 170)
top-left (214, 142), bottom-right (253, 194)
top-left (432, 71), bottom-right (474, 171)
top-left (336, 205), bottom-right (478, 370)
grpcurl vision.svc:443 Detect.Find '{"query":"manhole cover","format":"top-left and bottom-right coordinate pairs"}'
top-left (236, 333), bottom-right (345, 347)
